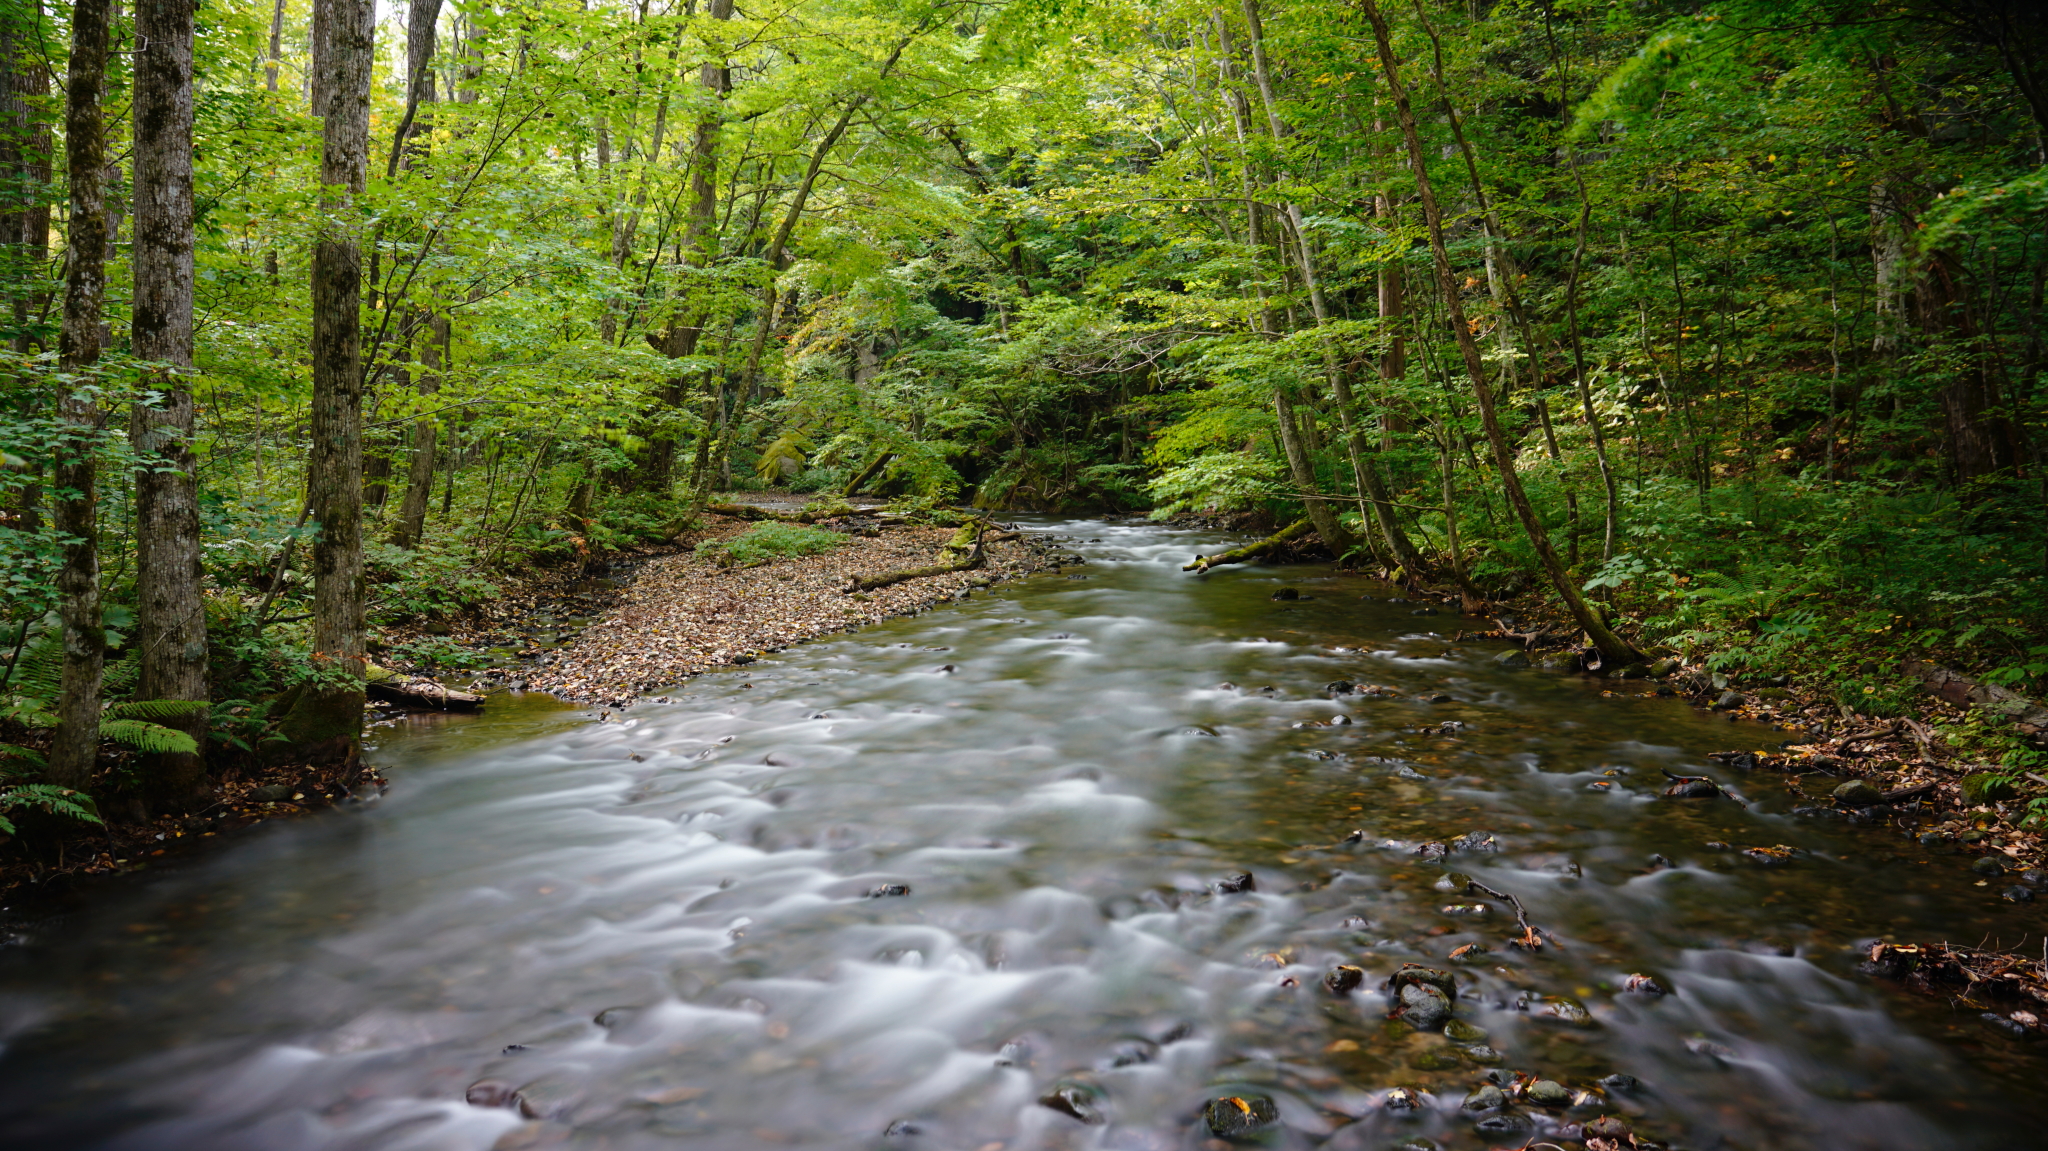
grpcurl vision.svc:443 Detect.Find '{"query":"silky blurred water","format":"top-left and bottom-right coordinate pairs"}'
top-left (0, 518), bottom-right (2041, 1151)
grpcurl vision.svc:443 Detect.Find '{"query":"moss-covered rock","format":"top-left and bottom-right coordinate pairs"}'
top-left (1960, 773), bottom-right (2018, 804)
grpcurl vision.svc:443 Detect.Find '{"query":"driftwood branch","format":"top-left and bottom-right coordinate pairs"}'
top-left (1465, 878), bottom-right (1548, 951)
top-left (847, 520), bottom-right (989, 593)
top-left (1183, 518), bottom-right (1312, 572)
top-left (365, 664), bottom-right (483, 711)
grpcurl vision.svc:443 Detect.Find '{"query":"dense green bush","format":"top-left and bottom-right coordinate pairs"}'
top-left (694, 522), bottom-right (845, 567)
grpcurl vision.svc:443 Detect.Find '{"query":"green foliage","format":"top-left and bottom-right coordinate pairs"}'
top-left (695, 523), bottom-right (845, 567)
top-left (386, 635), bottom-right (491, 671)
top-left (0, 783), bottom-right (103, 837)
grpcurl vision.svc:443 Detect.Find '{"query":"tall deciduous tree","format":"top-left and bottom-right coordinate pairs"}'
top-left (47, 0), bottom-right (111, 791)
top-left (131, 0), bottom-right (208, 808)
top-left (279, 0), bottom-right (373, 763)
top-left (1361, 0), bottom-right (1637, 666)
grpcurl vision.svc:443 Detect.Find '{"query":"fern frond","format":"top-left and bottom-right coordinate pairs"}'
top-left (0, 783), bottom-right (103, 835)
top-left (5, 631), bottom-right (62, 702)
top-left (98, 719), bottom-right (199, 755)
top-left (101, 651), bottom-right (140, 695)
top-left (106, 698), bottom-right (210, 720)
top-left (0, 742), bottom-right (47, 773)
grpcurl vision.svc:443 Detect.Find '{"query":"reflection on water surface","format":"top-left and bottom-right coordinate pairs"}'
top-left (0, 518), bottom-right (2041, 1150)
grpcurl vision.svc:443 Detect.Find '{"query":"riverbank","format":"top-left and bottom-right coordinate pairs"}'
top-left (379, 504), bottom-right (1073, 708)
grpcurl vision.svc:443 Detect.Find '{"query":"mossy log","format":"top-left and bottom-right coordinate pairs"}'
top-left (1183, 518), bottom-right (1312, 571)
top-left (705, 500), bottom-right (860, 524)
top-left (847, 521), bottom-right (987, 592)
top-left (842, 451), bottom-right (895, 496)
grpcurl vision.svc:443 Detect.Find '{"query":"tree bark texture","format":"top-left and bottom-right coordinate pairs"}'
top-left (281, 0), bottom-right (373, 764)
top-left (47, 0), bottom-right (112, 791)
top-left (2, 10), bottom-right (51, 356)
top-left (130, 0), bottom-right (209, 807)
top-left (1360, 0), bottom-right (1638, 666)
top-left (391, 313), bottom-right (446, 548)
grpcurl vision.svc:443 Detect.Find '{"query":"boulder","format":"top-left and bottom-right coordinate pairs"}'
top-left (1832, 779), bottom-right (1885, 807)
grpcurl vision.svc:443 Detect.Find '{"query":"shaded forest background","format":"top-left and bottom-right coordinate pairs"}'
top-left (2, 0), bottom-right (2045, 830)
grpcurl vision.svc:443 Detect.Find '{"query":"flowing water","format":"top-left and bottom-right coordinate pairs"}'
top-left (2, 519), bottom-right (2043, 1151)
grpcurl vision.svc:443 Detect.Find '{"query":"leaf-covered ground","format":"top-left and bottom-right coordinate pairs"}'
top-left (523, 515), bottom-right (1053, 706)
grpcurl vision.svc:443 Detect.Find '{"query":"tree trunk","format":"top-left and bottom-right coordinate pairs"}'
top-left (391, 313), bottom-right (445, 548)
top-left (1272, 387), bottom-right (1356, 556)
top-left (279, 0), bottom-right (373, 765)
top-left (2, 9), bottom-right (51, 357)
top-left (1361, 0), bottom-right (1637, 667)
top-left (47, 0), bottom-right (112, 792)
top-left (130, 0), bottom-right (208, 808)
top-left (640, 0), bottom-right (733, 495)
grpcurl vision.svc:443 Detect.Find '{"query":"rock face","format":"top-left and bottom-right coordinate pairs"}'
top-left (1203, 1094), bottom-right (1279, 1139)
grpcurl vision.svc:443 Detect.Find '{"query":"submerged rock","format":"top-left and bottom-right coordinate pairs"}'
top-left (1598, 1073), bottom-right (1642, 1093)
top-left (1434, 871), bottom-right (1474, 893)
top-left (1203, 1094), bottom-right (1279, 1139)
top-left (1621, 973), bottom-right (1669, 996)
top-left (1526, 1079), bottom-right (1573, 1107)
top-left (1443, 1019), bottom-right (1487, 1043)
top-left (1382, 1087), bottom-right (1424, 1112)
top-left (865, 883), bottom-right (911, 898)
top-left (1663, 778), bottom-right (1722, 799)
top-left (1324, 965), bottom-right (1365, 995)
top-left (1270, 588), bottom-right (1300, 601)
top-left (1037, 1082), bottom-right (1105, 1125)
top-left (1540, 995), bottom-right (1593, 1025)
top-left (465, 1079), bottom-right (518, 1108)
top-left (1971, 855), bottom-right (2006, 877)
top-left (1449, 830), bottom-right (1499, 853)
top-left (2002, 885), bottom-right (2034, 903)
top-left (1584, 1116), bottom-right (1635, 1150)
top-left (1461, 1085), bottom-right (1507, 1112)
top-left (1493, 650), bottom-right (1531, 669)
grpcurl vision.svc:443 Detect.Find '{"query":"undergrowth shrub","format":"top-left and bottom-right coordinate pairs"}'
top-left (695, 522), bottom-right (844, 566)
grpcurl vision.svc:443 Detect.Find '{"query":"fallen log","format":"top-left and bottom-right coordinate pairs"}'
top-left (1183, 518), bottom-right (1312, 572)
top-left (847, 520), bottom-right (988, 593)
top-left (705, 500), bottom-right (863, 524)
top-left (365, 664), bottom-right (483, 711)
top-left (842, 451), bottom-right (895, 496)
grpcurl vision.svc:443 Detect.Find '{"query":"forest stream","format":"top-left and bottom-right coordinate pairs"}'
top-left (0, 518), bottom-right (2042, 1151)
